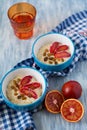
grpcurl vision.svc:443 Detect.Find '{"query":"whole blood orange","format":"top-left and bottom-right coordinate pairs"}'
top-left (61, 99), bottom-right (84, 122)
top-left (45, 90), bottom-right (64, 114)
top-left (62, 80), bottom-right (82, 99)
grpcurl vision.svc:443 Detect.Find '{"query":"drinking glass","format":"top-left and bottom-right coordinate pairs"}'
top-left (8, 2), bottom-right (37, 40)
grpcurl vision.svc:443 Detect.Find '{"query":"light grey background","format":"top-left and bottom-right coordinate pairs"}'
top-left (0, 0), bottom-right (87, 130)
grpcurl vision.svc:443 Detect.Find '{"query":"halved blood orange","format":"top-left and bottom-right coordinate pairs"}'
top-left (45, 90), bottom-right (64, 114)
top-left (61, 99), bottom-right (84, 122)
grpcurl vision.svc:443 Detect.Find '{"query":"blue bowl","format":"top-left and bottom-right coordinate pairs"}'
top-left (0, 67), bottom-right (47, 111)
top-left (32, 33), bottom-right (75, 71)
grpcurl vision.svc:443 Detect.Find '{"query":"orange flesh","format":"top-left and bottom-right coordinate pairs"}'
top-left (45, 90), bottom-right (64, 113)
top-left (61, 99), bottom-right (84, 122)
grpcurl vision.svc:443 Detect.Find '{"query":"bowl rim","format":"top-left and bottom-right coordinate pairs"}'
top-left (32, 32), bottom-right (75, 67)
top-left (1, 66), bottom-right (47, 107)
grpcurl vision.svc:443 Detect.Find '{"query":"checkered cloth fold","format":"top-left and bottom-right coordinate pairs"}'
top-left (1, 10), bottom-right (87, 130)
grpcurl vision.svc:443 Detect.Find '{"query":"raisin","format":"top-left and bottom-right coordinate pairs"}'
top-left (45, 49), bottom-right (49, 52)
top-left (58, 58), bottom-right (62, 62)
top-left (17, 95), bottom-right (22, 99)
top-left (44, 57), bottom-right (48, 61)
top-left (55, 61), bottom-right (58, 64)
top-left (11, 85), bottom-right (18, 91)
top-left (49, 61), bottom-right (53, 64)
top-left (43, 52), bottom-right (46, 56)
top-left (11, 85), bottom-right (15, 89)
top-left (22, 97), bottom-right (27, 100)
top-left (49, 57), bottom-right (54, 60)
top-left (14, 93), bottom-right (18, 96)
top-left (16, 78), bottom-right (21, 83)
top-left (62, 58), bottom-right (64, 62)
top-left (20, 94), bottom-right (25, 97)
top-left (47, 53), bottom-right (53, 57)
top-left (52, 58), bottom-right (56, 62)
top-left (13, 80), bottom-right (19, 88)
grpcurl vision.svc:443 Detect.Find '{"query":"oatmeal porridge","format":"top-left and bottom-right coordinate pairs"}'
top-left (6, 75), bottom-right (42, 105)
top-left (37, 42), bottom-right (71, 65)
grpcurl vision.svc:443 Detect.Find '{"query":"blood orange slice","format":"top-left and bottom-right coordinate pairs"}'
top-left (20, 87), bottom-right (38, 99)
top-left (45, 90), bottom-right (64, 114)
top-left (61, 99), bottom-right (84, 122)
top-left (50, 42), bottom-right (59, 54)
top-left (20, 75), bottom-right (32, 86)
top-left (23, 82), bottom-right (41, 89)
top-left (56, 45), bottom-right (69, 52)
top-left (55, 51), bottom-right (71, 58)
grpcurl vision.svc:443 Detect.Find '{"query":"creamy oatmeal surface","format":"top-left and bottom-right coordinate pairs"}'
top-left (37, 43), bottom-right (70, 65)
top-left (6, 76), bottom-right (42, 105)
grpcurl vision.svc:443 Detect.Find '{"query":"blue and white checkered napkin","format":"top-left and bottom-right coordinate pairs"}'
top-left (1, 10), bottom-right (87, 130)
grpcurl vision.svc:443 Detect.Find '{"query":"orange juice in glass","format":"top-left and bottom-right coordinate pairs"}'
top-left (8, 2), bottom-right (36, 40)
